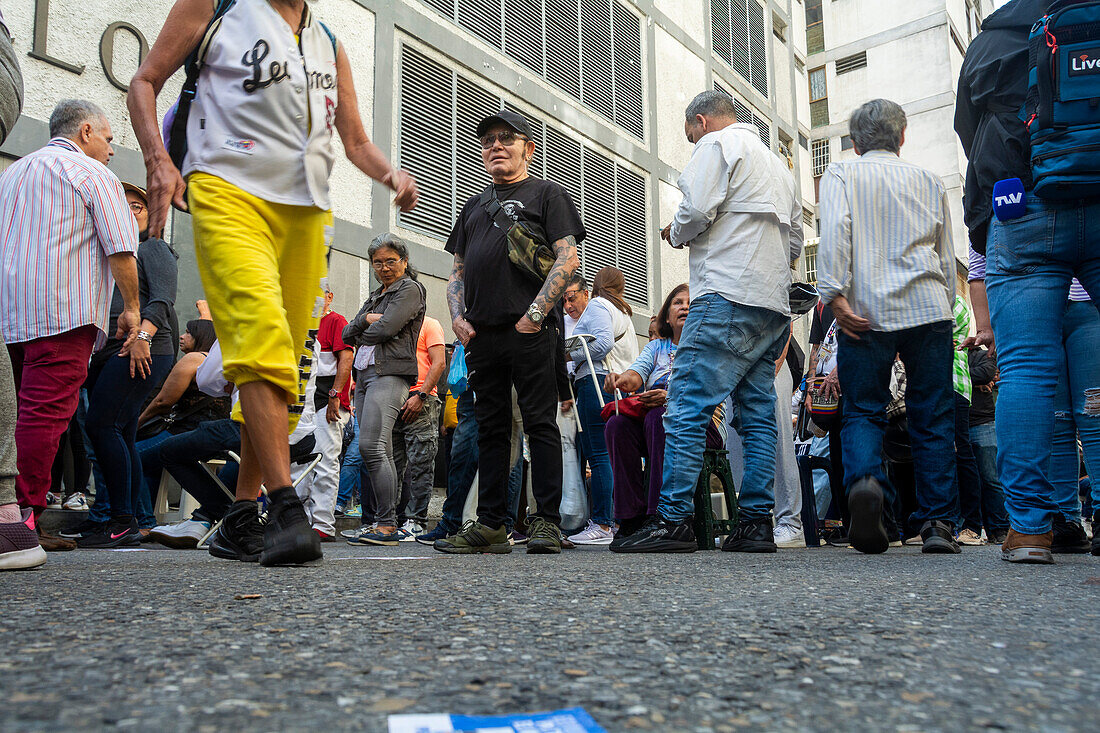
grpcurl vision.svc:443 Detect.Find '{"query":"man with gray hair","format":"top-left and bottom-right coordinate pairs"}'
top-left (0, 99), bottom-right (140, 552)
top-left (817, 98), bottom-right (960, 556)
top-left (617, 89), bottom-right (803, 554)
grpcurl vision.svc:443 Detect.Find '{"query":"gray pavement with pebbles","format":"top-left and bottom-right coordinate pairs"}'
top-left (1, 541), bottom-right (1098, 732)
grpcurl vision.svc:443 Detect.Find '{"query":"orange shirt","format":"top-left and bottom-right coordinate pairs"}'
top-left (411, 316), bottom-right (446, 395)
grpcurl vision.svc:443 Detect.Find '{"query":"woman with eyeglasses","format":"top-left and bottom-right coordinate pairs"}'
top-left (78, 183), bottom-right (179, 548)
top-left (342, 234), bottom-right (427, 546)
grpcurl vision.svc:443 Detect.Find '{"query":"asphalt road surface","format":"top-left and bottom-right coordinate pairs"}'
top-left (2, 541), bottom-right (1097, 732)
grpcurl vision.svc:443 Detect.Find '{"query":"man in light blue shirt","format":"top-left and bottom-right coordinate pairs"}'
top-left (617, 90), bottom-right (801, 554)
top-left (817, 99), bottom-right (960, 556)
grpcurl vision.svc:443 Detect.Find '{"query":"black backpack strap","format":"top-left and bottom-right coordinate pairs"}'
top-left (480, 185), bottom-right (516, 232)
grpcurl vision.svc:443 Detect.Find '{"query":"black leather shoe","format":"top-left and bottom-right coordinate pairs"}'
top-left (611, 515), bottom-right (696, 553)
top-left (847, 476), bottom-right (889, 554)
top-left (721, 517), bottom-right (776, 553)
top-left (1051, 514), bottom-right (1090, 554)
top-left (920, 519), bottom-right (961, 554)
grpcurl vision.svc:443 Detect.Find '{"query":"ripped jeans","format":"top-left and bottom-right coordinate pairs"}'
top-left (1051, 300), bottom-right (1100, 522)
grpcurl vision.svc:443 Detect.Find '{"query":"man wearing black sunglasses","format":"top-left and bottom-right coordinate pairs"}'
top-left (440, 109), bottom-right (584, 555)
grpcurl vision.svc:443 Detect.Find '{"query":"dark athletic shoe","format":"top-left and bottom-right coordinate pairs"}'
top-left (0, 509), bottom-right (48, 570)
top-left (77, 519), bottom-right (141, 549)
top-left (260, 487), bottom-right (323, 566)
top-left (433, 520), bottom-right (511, 554)
top-left (416, 524), bottom-right (454, 545)
top-left (608, 516), bottom-right (648, 551)
top-left (721, 516), bottom-right (777, 553)
top-left (58, 518), bottom-right (107, 540)
top-left (612, 515), bottom-right (696, 553)
top-left (847, 477), bottom-right (889, 554)
top-left (988, 528), bottom-right (1009, 545)
top-left (1051, 515), bottom-right (1090, 554)
top-left (920, 519), bottom-right (961, 554)
top-left (526, 517), bottom-right (563, 554)
top-left (209, 501), bottom-right (264, 562)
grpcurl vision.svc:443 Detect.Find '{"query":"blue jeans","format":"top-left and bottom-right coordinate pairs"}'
top-left (574, 377), bottom-right (614, 526)
top-left (986, 197), bottom-right (1100, 534)
top-left (659, 294), bottom-right (788, 522)
top-left (85, 353), bottom-right (173, 520)
top-left (1052, 300), bottom-right (1100, 522)
top-left (440, 389), bottom-right (479, 533)
top-left (158, 419), bottom-right (241, 523)
top-left (505, 452), bottom-right (523, 533)
top-left (837, 321), bottom-right (957, 528)
top-left (88, 430), bottom-right (172, 528)
top-left (337, 416), bottom-right (361, 509)
top-left (968, 422), bottom-right (1011, 533)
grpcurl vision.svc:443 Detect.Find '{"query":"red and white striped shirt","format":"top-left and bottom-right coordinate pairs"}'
top-left (0, 138), bottom-right (138, 344)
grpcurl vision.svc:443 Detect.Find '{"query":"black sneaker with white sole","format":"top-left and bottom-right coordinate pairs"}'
top-left (260, 487), bottom-right (322, 566)
top-left (77, 518), bottom-right (141, 549)
top-left (208, 500), bottom-right (264, 562)
top-left (58, 518), bottom-right (107, 540)
top-left (611, 515), bottom-right (697, 553)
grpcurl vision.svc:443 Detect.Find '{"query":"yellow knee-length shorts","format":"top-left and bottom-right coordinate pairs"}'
top-left (187, 173), bottom-right (333, 431)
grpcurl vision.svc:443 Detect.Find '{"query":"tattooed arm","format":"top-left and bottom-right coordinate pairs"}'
top-left (516, 235), bottom-right (580, 333)
top-left (448, 253), bottom-right (477, 346)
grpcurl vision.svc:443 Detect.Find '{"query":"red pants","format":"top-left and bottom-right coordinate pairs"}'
top-left (7, 325), bottom-right (98, 514)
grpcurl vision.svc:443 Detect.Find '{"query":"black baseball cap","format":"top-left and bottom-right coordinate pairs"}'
top-left (475, 109), bottom-right (534, 140)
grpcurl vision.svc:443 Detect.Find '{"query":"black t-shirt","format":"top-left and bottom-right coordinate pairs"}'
top-left (809, 304), bottom-right (835, 345)
top-left (445, 176), bottom-right (586, 327)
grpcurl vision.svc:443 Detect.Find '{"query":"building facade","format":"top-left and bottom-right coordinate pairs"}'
top-left (801, 0), bottom-right (995, 293)
top-left (1, 0), bottom-right (816, 333)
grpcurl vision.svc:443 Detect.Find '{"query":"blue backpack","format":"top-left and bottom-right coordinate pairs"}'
top-left (1024, 1), bottom-right (1100, 199)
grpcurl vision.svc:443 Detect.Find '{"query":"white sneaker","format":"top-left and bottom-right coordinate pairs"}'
top-left (399, 520), bottom-right (424, 541)
top-left (46, 492), bottom-right (63, 509)
top-left (773, 524), bottom-right (806, 548)
top-left (63, 492), bottom-right (89, 511)
top-left (567, 520), bottom-right (615, 545)
top-left (148, 519), bottom-right (211, 549)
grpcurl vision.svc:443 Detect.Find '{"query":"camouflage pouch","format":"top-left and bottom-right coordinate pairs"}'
top-left (481, 185), bottom-right (555, 284)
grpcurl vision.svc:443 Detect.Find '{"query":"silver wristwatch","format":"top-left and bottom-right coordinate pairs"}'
top-left (526, 303), bottom-right (545, 324)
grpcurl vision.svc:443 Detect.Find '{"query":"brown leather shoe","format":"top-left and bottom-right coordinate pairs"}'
top-left (1001, 529), bottom-right (1053, 564)
top-left (38, 528), bottom-right (77, 552)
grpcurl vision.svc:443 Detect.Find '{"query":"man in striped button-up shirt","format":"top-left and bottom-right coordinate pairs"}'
top-left (0, 100), bottom-right (140, 551)
top-left (817, 99), bottom-right (960, 557)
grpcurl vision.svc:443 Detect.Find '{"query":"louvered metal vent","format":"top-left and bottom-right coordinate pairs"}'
top-left (414, 0), bottom-right (644, 140)
top-left (835, 51), bottom-right (867, 75)
top-left (711, 0), bottom-right (768, 99)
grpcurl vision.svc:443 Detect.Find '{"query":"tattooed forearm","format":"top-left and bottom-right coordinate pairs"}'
top-left (533, 235), bottom-right (580, 315)
top-left (447, 254), bottom-right (467, 322)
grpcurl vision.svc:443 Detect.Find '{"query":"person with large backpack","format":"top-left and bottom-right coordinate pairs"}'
top-left (127, 0), bottom-right (418, 567)
top-left (955, 0), bottom-right (1100, 564)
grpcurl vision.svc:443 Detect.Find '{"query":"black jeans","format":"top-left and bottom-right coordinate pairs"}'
top-left (158, 419), bottom-right (242, 523)
top-left (954, 391), bottom-right (984, 533)
top-left (464, 324), bottom-right (562, 529)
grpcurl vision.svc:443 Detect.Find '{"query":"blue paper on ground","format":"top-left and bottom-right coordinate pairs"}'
top-left (387, 707), bottom-right (606, 733)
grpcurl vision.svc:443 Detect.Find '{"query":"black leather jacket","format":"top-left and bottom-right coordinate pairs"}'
top-left (342, 275), bottom-right (426, 383)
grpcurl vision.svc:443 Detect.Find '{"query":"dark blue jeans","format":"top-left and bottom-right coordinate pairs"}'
top-left (969, 422), bottom-right (1011, 533)
top-left (837, 321), bottom-right (957, 528)
top-left (440, 389), bottom-right (479, 533)
top-left (574, 376), bottom-right (614, 526)
top-left (1051, 300), bottom-right (1100, 521)
top-left (954, 391), bottom-right (983, 533)
top-left (159, 419), bottom-right (241, 523)
top-left (85, 354), bottom-right (173, 520)
top-left (90, 430), bottom-right (168, 528)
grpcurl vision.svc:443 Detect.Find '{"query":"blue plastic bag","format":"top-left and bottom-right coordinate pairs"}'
top-left (448, 342), bottom-right (468, 396)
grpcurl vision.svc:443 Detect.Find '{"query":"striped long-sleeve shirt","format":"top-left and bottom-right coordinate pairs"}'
top-left (0, 138), bottom-right (138, 344)
top-left (817, 150), bottom-right (955, 331)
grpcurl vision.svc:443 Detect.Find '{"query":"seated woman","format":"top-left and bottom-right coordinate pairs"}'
top-left (134, 319), bottom-right (230, 514)
top-left (603, 285), bottom-right (723, 546)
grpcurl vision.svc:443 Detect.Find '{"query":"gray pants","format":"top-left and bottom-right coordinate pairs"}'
top-left (395, 394), bottom-right (441, 524)
top-left (354, 370), bottom-right (411, 527)
top-left (0, 337), bottom-right (16, 506)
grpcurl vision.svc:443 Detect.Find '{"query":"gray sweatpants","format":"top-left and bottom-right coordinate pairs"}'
top-left (1, 337), bottom-right (17, 506)
top-left (354, 370), bottom-right (411, 527)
